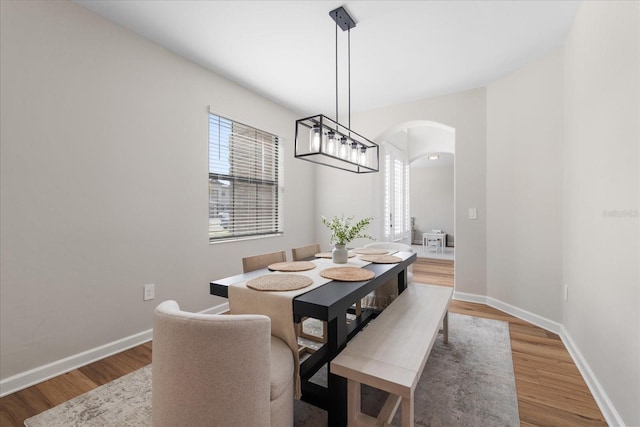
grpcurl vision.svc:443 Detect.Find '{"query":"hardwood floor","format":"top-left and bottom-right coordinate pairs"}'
top-left (0, 258), bottom-right (606, 426)
top-left (414, 257), bottom-right (606, 426)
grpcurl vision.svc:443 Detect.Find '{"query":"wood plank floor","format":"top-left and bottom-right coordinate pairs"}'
top-left (0, 258), bottom-right (607, 426)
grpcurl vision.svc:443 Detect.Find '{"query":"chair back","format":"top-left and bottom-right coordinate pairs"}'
top-left (242, 250), bottom-right (287, 273)
top-left (152, 300), bottom-right (272, 427)
top-left (291, 244), bottom-right (321, 261)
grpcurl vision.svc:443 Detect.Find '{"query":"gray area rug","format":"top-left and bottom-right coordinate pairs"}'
top-left (25, 313), bottom-right (519, 427)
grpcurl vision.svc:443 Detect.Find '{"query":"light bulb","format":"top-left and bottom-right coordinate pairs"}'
top-left (339, 137), bottom-right (348, 159)
top-left (359, 146), bottom-right (367, 166)
top-left (326, 131), bottom-right (336, 156)
top-left (350, 141), bottom-right (359, 163)
top-left (309, 125), bottom-right (321, 152)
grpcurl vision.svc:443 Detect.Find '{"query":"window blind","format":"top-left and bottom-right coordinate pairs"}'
top-left (208, 113), bottom-right (283, 242)
top-left (383, 144), bottom-right (410, 240)
top-left (384, 154), bottom-right (391, 238)
top-left (393, 158), bottom-right (404, 239)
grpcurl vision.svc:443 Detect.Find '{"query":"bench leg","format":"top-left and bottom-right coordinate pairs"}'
top-left (401, 391), bottom-right (414, 427)
top-left (347, 379), bottom-right (361, 426)
top-left (443, 311), bottom-right (449, 344)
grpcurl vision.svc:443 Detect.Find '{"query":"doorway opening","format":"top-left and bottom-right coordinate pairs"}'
top-left (375, 120), bottom-right (456, 288)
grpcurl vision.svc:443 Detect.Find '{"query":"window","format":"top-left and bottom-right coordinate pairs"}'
top-left (208, 111), bottom-right (283, 242)
top-left (383, 144), bottom-right (411, 240)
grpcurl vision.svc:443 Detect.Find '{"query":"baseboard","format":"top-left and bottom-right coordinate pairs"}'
top-left (453, 291), bottom-right (562, 334)
top-left (559, 327), bottom-right (625, 426)
top-left (199, 301), bottom-right (229, 315)
top-left (453, 291), bottom-right (622, 425)
top-left (0, 302), bottom-right (230, 398)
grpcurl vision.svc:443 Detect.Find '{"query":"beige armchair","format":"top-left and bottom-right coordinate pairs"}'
top-left (152, 300), bottom-right (294, 427)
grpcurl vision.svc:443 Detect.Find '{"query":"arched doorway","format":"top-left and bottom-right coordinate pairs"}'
top-left (375, 120), bottom-right (456, 284)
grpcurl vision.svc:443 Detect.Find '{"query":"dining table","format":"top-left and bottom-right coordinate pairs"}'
top-left (209, 250), bottom-right (417, 427)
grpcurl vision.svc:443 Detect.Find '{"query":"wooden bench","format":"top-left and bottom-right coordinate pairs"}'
top-left (330, 283), bottom-right (453, 427)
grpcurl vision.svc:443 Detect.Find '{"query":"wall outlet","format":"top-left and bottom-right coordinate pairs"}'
top-left (564, 284), bottom-right (569, 302)
top-left (144, 284), bottom-right (155, 301)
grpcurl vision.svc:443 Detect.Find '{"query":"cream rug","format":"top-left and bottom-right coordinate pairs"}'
top-left (25, 313), bottom-right (519, 427)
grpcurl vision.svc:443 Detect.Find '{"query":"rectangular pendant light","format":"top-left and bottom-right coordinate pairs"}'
top-left (294, 6), bottom-right (379, 174)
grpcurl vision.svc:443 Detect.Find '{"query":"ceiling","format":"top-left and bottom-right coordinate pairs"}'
top-left (75, 1), bottom-right (580, 117)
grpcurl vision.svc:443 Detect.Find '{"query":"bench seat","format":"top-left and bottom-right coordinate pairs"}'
top-left (330, 283), bottom-right (452, 427)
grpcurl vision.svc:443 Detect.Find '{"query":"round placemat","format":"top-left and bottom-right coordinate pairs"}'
top-left (351, 248), bottom-right (389, 255)
top-left (359, 254), bottom-right (403, 264)
top-left (246, 274), bottom-right (313, 291)
top-left (314, 251), bottom-right (356, 259)
top-left (320, 267), bottom-right (375, 282)
top-left (268, 261), bottom-right (316, 272)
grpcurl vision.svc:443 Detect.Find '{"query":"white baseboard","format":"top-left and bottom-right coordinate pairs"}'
top-left (559, 327), bottom-right (625, 427)
top-left (199, 302), bottom-right (229, 315)
top-left (453, 290), bottom-right (622, 426)
top-left (454, 291), bottom-right (562, 334)
top-left (0, 302), bottom-right (230, 398)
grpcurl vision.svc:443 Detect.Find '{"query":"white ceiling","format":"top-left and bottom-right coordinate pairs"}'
top-left (75, 0), bottom-right (580, 117)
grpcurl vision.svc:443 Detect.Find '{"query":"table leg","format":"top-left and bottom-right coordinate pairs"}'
top-left (327, 312), bottom-right (348, 427)
top-left (397, 266), bottom-right (408, 294)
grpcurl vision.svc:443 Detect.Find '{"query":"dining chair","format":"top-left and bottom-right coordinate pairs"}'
top-left (242, 250), bottom-right (287, 273)
top-left (291, 243), bottom-right (321, 261)
top-left (291, 243), bottom-right (327, 345)
top-left (152, 300), bottom-right (294, 427)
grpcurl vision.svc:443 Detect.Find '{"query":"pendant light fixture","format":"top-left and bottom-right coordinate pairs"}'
top-left (294, 6), bottom-right (379, 174)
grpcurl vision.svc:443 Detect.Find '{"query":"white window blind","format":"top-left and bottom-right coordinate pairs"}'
top-left (384, 154), bottom-right (391, 238)
top-left (383, 144), bottom-right (410, 240)
top-left (393, 158), bottom-right (404, 239)
top-left (405, 164), bottom-right (411, 236)
top-left (208, 112), bottom-right (283, 242)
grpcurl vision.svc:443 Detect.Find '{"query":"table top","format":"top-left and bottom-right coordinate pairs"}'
top-left (210, 251), bottom-right (417, 321)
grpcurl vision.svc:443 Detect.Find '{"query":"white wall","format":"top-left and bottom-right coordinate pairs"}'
top-left (410, 165), bottom-right (455, 244)
top-left (0, 0), bottom-right (315, 384)
top-left (486, 48), bottom-right (564, 322)
top-left (563, 1), bottom-right (639, 425)
top-left (315, 88), bottom-right (487, 296)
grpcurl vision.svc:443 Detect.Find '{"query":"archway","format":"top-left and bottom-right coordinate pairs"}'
top-left (374, 119), bottom-right (456, 261)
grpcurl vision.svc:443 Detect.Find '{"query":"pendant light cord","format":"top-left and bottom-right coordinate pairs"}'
top-left (348, 28), bottom-right (351, 131)
top-left (335, 22), bottom-right (339, 127)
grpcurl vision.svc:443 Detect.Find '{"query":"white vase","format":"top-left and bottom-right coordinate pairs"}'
top-left (332, 244), bottom-right (348, 264)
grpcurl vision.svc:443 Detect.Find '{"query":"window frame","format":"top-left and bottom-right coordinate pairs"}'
top-left (208, 110), bottom-right (284, 243)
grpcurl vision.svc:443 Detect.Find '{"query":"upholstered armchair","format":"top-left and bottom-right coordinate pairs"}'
top-left (152, 300), bottom-right (294, 427)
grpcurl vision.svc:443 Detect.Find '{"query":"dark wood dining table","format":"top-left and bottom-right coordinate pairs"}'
top-left (209, 251), bottom-right (417, 427)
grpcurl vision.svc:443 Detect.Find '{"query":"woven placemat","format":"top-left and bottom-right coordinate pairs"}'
top-left (246, 274), bottom-right (313, 291)
top-left (268, 261), bottom-right (316, 272)
top-left (320, 267), bottom-right (375, 282)
top-left (359, 254), bottom-right (403, 264)
top-left (315, 251), bottom-right (356, 259)
top-left (351, 248), bottom-right (389, 255)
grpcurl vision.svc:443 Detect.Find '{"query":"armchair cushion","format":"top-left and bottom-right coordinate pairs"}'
top-left (270, 335), bottom-right (294, 399)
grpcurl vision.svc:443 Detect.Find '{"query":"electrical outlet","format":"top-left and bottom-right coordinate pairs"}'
top-left (564, 284), bottom-right (569, 302)
top-left (144, 284), bottom-right (155, 301)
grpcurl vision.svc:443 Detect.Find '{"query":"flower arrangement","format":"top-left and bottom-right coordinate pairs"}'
top-left (322, 215), bottom-right (373, 246)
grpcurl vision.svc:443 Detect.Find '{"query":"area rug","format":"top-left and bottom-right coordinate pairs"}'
top-left (25, 313), bottom-right (519, 427)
